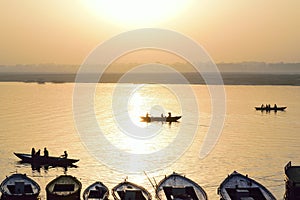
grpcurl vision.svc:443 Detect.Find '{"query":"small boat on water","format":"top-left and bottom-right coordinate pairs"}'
top-left (284, 161), bottom-right (300, 200)
top-left (46, 175), bottom-right (82, 200)
top-left (140, 116), bottom-right (181, 123)
top-left (14, 152), bottom-right (79, 167)
top-left (83, 181), bottom-right (109, 200)
top-left (0, 173), bottom-right (40, 200)
top-left (156, 172), bottom-right (207, 200)
top-left (218, 171), bottom-right (276, 200)
top-left (112, 180), bottom-right (152, 200)
top-left (255, 106), bottom-right (287, 111)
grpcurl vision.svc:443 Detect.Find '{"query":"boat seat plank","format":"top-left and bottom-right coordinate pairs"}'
top-left (53, 183), bottom-right (75, 192)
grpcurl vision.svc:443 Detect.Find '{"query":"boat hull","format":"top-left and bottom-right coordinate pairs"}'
top-left (140, 116), bottom-right (181, 122)
top-left (112, 181), bottom-right (151, 200)
top-left (0, 174), bottom-right (40, 200)
top-left (46, 175), bottom-right (82, 200)
top-left (156, 172), bottom-right (207, 200)
top-left (83, 181), bottom-right (109, 200)
top-left (255, 106), bottom-right (287, 111)
top-left (14, 153), bottom-right (79, 167)
top-left (218, 171), bottom-right (276, 200)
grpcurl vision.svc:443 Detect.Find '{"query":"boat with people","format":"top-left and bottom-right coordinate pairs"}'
top-left (46, 175), bottom-right (82, 200)
top-left (284, 161), bottom-right (300, 200)
top-left (218, 171), bottom-right (276, 200)
top-left (83, 181), bottom-right (109, 200)
top-left (255, 104), bottom-right (287, 111)
top-left (0, 173), bottom-right (40, 200)
top-left (14, 152), bottom-right (79, 167)
top-left (112, 179), bottom-right (152, 200)
top-left (155, 172), bottom-right (207, 200)
top-left (141, 112), bottom-right (181, 123)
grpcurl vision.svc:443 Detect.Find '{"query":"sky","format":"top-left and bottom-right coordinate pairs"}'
top-left (0, 0), bottom-right (299, 65)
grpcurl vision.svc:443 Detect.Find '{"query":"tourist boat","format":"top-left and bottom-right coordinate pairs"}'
top-left (83, 181), bottom-right (109, 200)
top-left (156, 172), bottom-right (207, 200)
top-left (140, 116), bottom-right (181, 123)
top-left (284, 161), bottom-right (300, 200)
top-left (218, 171), bottom-right (276, 200)
top-left (46, 175), bottom-right (82, 200)
top-left (14, 152), bottom-right (79, 167)
top-left (0, 173), bottom-right (40, 200)
top-left (112, 180), bottom-right (152, 200)
top-left (255, 106), bottom-right (287, 111)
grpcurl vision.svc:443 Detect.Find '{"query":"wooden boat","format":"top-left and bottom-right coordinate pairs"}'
top-left (284, 161), bottom-right (300, 200)
top-left (0, 173), bottom-right (40, 200)
top-left (140, 116), bottom-right (181, 123)
top-left (218, 171), bottom-right (276, 200)
top-left (14, 152), bottom-right (79, 167)
top-left (156, 172), bottom-right (207, 200)
top-left (83, 181), bottom-right (109, 200)
top-left (46, 175), bottom-right (82, 200)
top-left (112, 180), bottom-right (152, 200)
top-left (255, 106), bottom-right (287, 111)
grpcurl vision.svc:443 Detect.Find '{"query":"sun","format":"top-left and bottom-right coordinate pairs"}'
top-left (84, 0), bottom-right (188, 27)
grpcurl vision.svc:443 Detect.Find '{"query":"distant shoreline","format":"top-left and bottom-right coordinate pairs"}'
top-left (0, 72), bottom-right (299, 86)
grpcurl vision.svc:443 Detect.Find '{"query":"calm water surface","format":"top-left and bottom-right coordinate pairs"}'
top-left (0, 82), bottom-right (299, 199)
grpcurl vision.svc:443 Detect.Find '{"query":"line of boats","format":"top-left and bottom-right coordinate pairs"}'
top-left (1, 161), bottom-right (300, 200)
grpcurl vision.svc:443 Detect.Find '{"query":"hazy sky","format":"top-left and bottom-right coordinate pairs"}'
top-left (0, 0), bottom-right (299, 65)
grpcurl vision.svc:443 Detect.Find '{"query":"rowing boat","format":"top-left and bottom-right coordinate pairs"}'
top-left (0, 173), bottom-right (40, 200)
top-left (140, 116), bottom-right (181, 123)
top-left (46, 175), bottom-right (82, 200)
top-left (14, 152), bottom-right (79, 167)
top-left (218, 171), bottom-right (276, 200)
top-left (83, 181), bottom-right (109, 200)
top-left (156, 172), bottom-right (207, 200)
top-left (112, 180), bottom-right (151, 200)
top-left (255, 106), bottom-right (287, 111)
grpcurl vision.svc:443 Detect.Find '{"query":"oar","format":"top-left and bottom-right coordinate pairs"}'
top-left (144, 171), bottom-right (162, 200)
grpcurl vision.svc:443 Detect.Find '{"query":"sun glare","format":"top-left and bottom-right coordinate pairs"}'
top-left (85, 0), bottom-right (188, 26)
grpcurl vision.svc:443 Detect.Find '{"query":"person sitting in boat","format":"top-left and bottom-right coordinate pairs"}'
top-left (44, 147), bottom-right (49, 157)
top-left (35, 149), bottom-right (41, 157)
top-left (146, 112), bottom-right (149, 118)
top-left (31, 147), bottom-right (36, 157)
top-left (274, 104), bottom-right (277, 109)
top-left (61, 150), bottom-right (68, 158)
top-left (168, 112), bottom-right (171, 117)
top-left (261, 104), bottom-right (264, 109)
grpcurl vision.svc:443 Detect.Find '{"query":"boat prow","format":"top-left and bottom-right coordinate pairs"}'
top-left (218, 171), bottom-right (276, 200)
top-left (156, 172), bottom-right (207, 200)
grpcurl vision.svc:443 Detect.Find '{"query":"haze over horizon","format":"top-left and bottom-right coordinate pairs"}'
top-left (0, 0), bottom-right (299, 66)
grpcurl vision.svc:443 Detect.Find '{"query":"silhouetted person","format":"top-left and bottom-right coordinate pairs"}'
top-left (36, 149), bottom-right (40, 157)
top-left (274, 104), bottom-right (277, 109)
top-left (146, 112), bottom-right (149, 118)
top-left (31, 148), bottom-right (35, 157)
top-left (61, 151), bottom-right (68, 158)
top-left (168, 112), bottom-right (171, 117)
top-left (44, 147), bottom-right (49, 157)
top-left (261, 104), bottom-right (264, 109)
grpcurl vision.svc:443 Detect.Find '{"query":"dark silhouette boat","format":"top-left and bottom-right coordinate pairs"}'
top-left (218, 171), bottom-right (276, 200)
top-left (284, 161), bottom-right (300, 200)
top-left (156, 172), bottom-right (207, 200)
top-left (83, 181), bottom-right (109, 200)
top-left (255, 106), bottom-right (287, 111)
top-left (0, 173), bottom-right (40, 200)
top-left (14, 152), bottom-right (79, 167)
top-left (46, 175), bottom-right (82, 200)
top-left (112, 180), bottom-right (152, 200)
top-left (140, 116), bottom-right (181, 123)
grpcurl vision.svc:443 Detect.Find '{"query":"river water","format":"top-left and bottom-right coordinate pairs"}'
top-left (0, 82), bottom-right (299, 199)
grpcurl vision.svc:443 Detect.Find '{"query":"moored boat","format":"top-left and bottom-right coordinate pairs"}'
top-left (112, 180), bottom-right (151, 200)
top-left (156, 172), bottom-right (207, 200)
top-left (14, 152), bottom-right (79, 167)
top-left (83, 181), bottom-right (109, 200)
top-left (218, 171), bottom-right (276, 200)
top-left (46, 175), bottom-right (82, 200)
top-left (284, 161), bottom-right (300, 200)
top-left (0, 173), bottom-right (40, 200)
